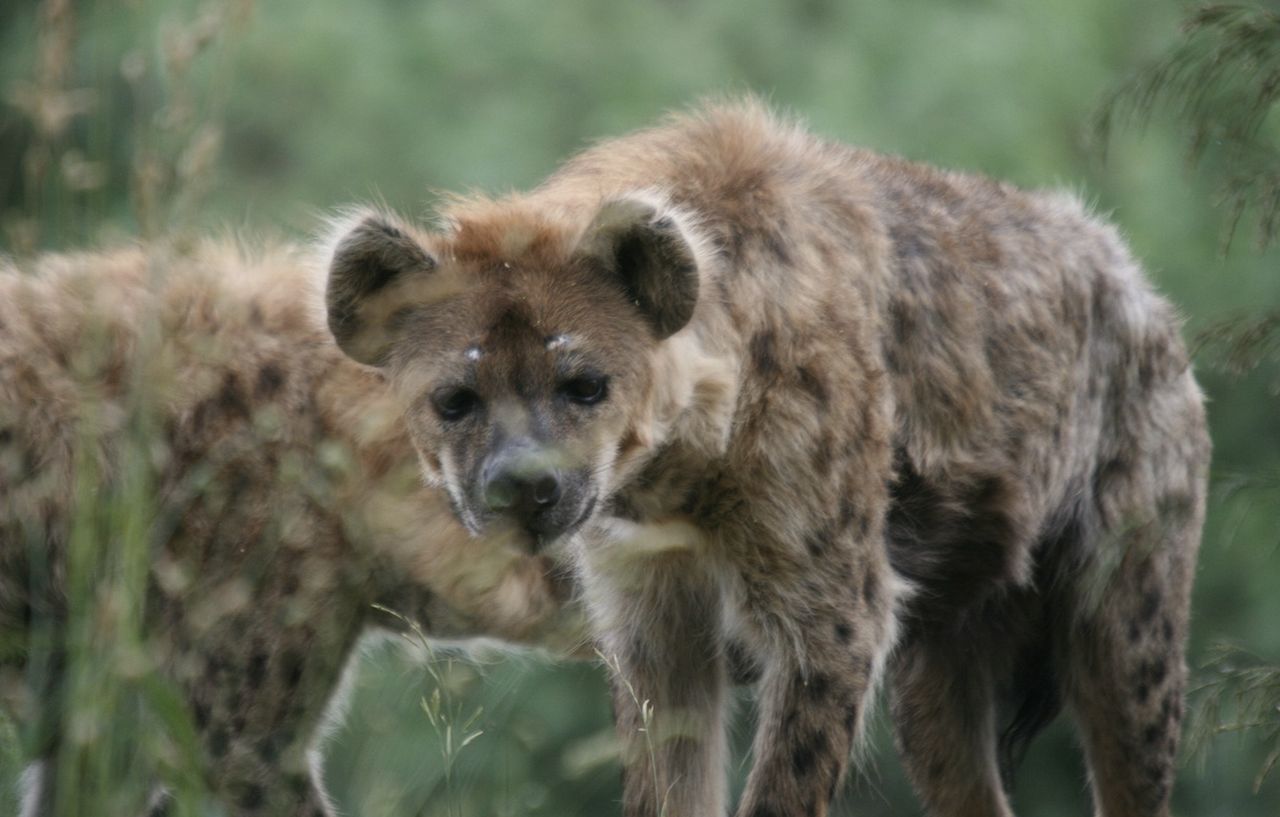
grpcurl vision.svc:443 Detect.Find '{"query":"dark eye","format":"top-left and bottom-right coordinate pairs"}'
top-left (433, 388), bottom-right (480, 422)
top-left (560, 375), bottom-right (609, 406)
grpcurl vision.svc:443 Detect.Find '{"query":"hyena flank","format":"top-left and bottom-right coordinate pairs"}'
top-left (0, 242), bottom-right (582, 816)
top-left (323, 100), bottom-right (1210, 817)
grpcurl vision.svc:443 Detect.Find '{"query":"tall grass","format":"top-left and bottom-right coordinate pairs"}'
top-left (3, 3), bottom-right (246, 814)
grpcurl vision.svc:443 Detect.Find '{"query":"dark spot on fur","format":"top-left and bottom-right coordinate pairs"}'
top-left (788, 747), bottom-right (819, 778)
top-left (208, 727), bottom-right (229, 757)
top-left (1136, 658), bottom-right (1167, 690)
top-left (796, 365), bottom-right (829, 406)
top-left (247, 651), bottom-right (268, 689)
top-left (288, 775), bottom-right (312, 798)
top-left (206, 654), bottom-right (228, 677)
top-left (1136, 682), bottom-right (1150, 704)
top-left (811, 432), bottom-right (834, 475)
top-left (763, 229), bottom-right (794, 265)
top-left (255, 363), bottom-right (286, 398)
top-left (890, 224), bottom-right (929, 260)
top-left (806, 526), bottom-right (833, 557)
top-left (1139, 588), bottom-right (1161, 624)
top-left (750, 330), bottom-right (779, 377)
top-left (217, 373), bottom-right (249, 418)
top-left (1143, 723), bottom-right (1163, 746)
top-left (0, 427), bottom-right (11, 446)
top-left (888, 299), bottom-right (914, 345)
top-left (238, 783), bottom-right (265, 809)
top-left (791, 732), bottom-right (826, 776)
top-left (257, 736), bottom-right (281, 763)
top-left (837, 496), bottom-right (856, 530)
top-left (805, 673), bottom-right (833, 702)
top-left (193, 700), bottom-right (210, 729)
top-left (834, 622), bottom-right (852, 643)
top-left (281, 649), bottom-right (305, 689)
top-left (1161, 617), bottom-right (1174, 643)
top-left (861, 571), bottom-right (878, 607)
top-left (844, 707), bottom-right (858, 736)
top-left (723, 224), bottom-right (747, 261)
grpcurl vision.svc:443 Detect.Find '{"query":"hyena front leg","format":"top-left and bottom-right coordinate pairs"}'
top-left (582, 524), bottom-right (728, 817)
top-left (734, 555), bottom-right (896, 817)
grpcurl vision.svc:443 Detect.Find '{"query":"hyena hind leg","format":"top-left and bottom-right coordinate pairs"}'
top-left (889, 637), bottom-right (1015, 817)
top-left (1066, 507), bottom-right (1201, 817)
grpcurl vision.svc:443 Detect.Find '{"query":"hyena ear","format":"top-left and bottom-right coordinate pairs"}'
top-left (325, 212), bottom-right (436, 366)
top-left (578, 195), bottom-right (702, 340)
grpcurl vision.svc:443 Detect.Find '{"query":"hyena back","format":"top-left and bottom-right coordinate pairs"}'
top-left (323, 100), bottom-right (1209, 817)
top-left (0, 243), bottom-right (580, 816)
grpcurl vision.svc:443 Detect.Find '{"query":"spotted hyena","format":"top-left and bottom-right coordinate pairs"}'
top-left (0, 243), bottom-right (583, 816)
top-left (323, 99), bottom-right (1210, 817)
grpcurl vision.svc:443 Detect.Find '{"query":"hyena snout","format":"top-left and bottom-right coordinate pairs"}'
top-left (484, 462), bottom-right (562, 516)
top-left (480, 442), bottom-right (577, 541)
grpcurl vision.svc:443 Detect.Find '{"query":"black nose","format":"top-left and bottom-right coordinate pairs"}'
top-left (484, 467), bottom-right (562, 521)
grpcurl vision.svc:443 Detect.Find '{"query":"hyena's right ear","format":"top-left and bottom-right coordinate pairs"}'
top-left (325, 212), bottom-right (436, 367)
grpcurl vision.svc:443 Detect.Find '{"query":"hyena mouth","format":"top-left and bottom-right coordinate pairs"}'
top-left (528, 493), bottom-right (598, 553)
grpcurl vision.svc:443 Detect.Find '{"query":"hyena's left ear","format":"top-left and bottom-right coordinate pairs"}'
top-left (577, 194), bottom-right (703, 340)
top-left (326, 212), bottom-right (436, 366)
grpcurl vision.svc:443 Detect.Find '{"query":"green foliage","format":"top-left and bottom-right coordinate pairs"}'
top-left (2, 1), bottom-right (1279, 815)
top-left (1096, 3), bottom-right (1280, 252)
top-left (1189, 645), bottom-right (1280, 792)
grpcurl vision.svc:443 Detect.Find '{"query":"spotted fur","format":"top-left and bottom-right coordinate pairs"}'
top-left (325, 99), bottom-right (1209, 817)
top-left (0, 242), bottom-right (584, 815)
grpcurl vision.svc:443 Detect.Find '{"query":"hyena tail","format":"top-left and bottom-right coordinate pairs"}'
top-left (996, 631), bottom-right (1063, 791)
top-left (995, 512), bottom-right (1082, 790)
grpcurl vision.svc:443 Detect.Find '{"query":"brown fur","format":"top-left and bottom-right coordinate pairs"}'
top-left (0, 242), bottom-right (585, 816)
top-left (325, 99), bottom-right (1210, 817)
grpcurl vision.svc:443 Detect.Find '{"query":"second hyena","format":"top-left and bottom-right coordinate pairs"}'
top-left (0, 243), bottom-right (582, 816)
top-left (322, 100), bottom-right (1209, 816)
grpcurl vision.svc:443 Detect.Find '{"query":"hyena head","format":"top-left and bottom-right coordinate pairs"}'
top-left (324, 193), bottom-right (705, 549)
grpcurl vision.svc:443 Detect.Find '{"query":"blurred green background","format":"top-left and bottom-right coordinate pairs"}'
top-left (2, 0), bottom-right (1278, 815)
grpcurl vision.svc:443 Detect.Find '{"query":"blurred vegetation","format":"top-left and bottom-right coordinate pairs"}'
top-left (1, 0), bottom-right (1279, 815)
